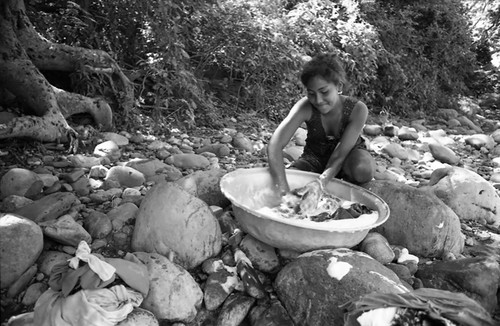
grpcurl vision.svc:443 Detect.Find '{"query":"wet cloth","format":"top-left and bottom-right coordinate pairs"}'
top-left (342, 288), bottom-right (497, 326)
top-left (49, 242), bottom-right (149, 297)
top-left (291, 96), bottom-right (366, 173)
top-left (49, 262), bottom-right (116, 297)
top-left (49, 241), bottom-right (117, 297)
top-left (106, 253), bottom-right (150, 296)
top-left (68, 241), bottom-right (116, 281)
top-left (33, 284), bottom-right (143, 326)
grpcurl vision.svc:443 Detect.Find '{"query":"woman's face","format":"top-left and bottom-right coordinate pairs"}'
top-left (305, 76), bottom-right (342, 114)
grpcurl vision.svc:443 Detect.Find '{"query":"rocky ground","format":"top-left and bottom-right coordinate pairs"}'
top-left (1, 102), bottom-right (500, 325)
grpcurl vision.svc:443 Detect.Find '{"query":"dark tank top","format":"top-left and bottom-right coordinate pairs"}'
top-left (302, 96), bottom-right (366, 167)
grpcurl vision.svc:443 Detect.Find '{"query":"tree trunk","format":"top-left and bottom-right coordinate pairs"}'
top-left (0, 0), bottom-right (133, 146)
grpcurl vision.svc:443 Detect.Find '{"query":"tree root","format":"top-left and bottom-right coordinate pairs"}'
top-left (0, 0), bottom-right (133, 147)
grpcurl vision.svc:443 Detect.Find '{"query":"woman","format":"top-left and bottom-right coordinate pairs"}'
top-left (267, 53), bottom-right (376, 196)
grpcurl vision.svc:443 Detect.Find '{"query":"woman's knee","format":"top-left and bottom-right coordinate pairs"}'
top-left (343, 151), bottom-right (375, 184)
top-left (349, 163), bottom-right (374, 183)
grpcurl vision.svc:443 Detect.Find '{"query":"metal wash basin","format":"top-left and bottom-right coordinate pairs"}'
top-left (220, 167), bottom-right (390, 252)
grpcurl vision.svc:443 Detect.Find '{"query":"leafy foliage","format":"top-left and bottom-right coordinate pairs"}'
top-left (362, 0), bottom-right (480, 116)
top-left (27, 0), bottom-right (498, 129)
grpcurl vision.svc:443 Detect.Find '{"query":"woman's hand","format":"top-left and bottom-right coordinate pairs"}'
top-left (319, 168), bottom-right (334, 189)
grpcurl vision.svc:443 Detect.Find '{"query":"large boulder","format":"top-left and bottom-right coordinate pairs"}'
top-left (175, 169), bottom-right (230, 207)
top-left (0, 213), bottom-right (43, 288)
top-left (363, 180), bottom-right (464, 258)
top-left (274, 248), bottom-right (410, 326)
top-left (423, 166), bottom-right (500, 225)
top-left (131, 182), bottom-right (222, 270)
top-left (134, 252), bottom-right (203, 323)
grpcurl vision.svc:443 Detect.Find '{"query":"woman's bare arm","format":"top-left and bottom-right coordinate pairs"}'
top-left (268, 97), bottom-right (311, 195)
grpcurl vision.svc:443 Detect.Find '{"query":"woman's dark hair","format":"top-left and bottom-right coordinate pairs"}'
top-left (300, 53), bottom-right (350, 90)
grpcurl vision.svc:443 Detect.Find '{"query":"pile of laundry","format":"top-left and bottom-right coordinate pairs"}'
top-left (33, 241), bottom-right (149, 326)
top-left (275, 180), bottom-right (374, 222)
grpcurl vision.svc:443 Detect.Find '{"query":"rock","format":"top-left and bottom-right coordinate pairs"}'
top-left (201, 258), bottom-right (226, 275)
top-left (134, 252), bottom-right (203, 323)
top-left (89, 188), bottom-right (122, 204)
top-left (216, 293), bottom-right (256, 326)
top-left (491, 129), bottom-right (500, 143)
top-left (0, 214), bottom-right (43, 289)
top-left (67, 154), bottom-right (106, 168)
top-left (165, 153), bottom-right (210, 170)
top-left (13, 192), bottom-right (78, 223)
top-left (381, 143), bottom-right (408, 160)
top-left (21, 282), bottom-right (47, 306)
top-left (146, 140), bottom-right (171, 151)
top-left (385, 263), bottom-right (412, 284)
top-left (397, 126), bottom-right (419, 141)
top-left (239, 235), bottom-right (280, 273)
top-left (203, 268), bottom-right (239, 311)
top-left (383, 125), bottom-right (398, 137)
top-left (427, 129), bottom-right (456, 146)
top-left (274, 248), bottom-right (409, 326)
top-left (424, 166), bottom-right (500, 225)
top-left (6, 265), bottom-right (38, 298)
top-left (364, 180), bottom-right (464, 258)
top-left (428, 143), bottom-right (460, 165)
top-left (40, 214), bottom-right (92, 246)
top-left (89, 165), bottom-right (109, 179)
top-left (1, 195), bottom-right (33, 212)
top-left (132, 182), bottom-right (222, 270)
top-left (410, 120), bottom-right (427, 132)
top-left (84, 210), bottom-right (113, 239)
top-left (94, 140), bottom-right (121, 160)
top-left (71, 176), bottom-right (91, 196)
top-left (101, 132), bottom-right (129, 146)
top-left (363, 124), bottom-right (383, 136)
top-left (235, 249), bottom-right (266, 299)
top-left (464, 133), bottom-right (495, 150)
top-left (175, 169), bottom-right (230, 207)
top-left (195, 143), bottom-right (231, 157)
top-left (105, 166), bottom-right (146, 187)
top-left (0, 168), bottom-right (43, 199)
top-left (437, 108), bottom-right (459, 119)
top-left (447, 118), bottom-right (461, 128)
top-left (124, 158), bottom-right (169, 179)
top-left (359, 232), bottom-right (395, 264)
top-left (232, 132), bottom-right (254, 152)
top-left (147, 164), bottom-right (183, 182)
top-left (117, 308), bottom-right (159, 326)
top-left (107, 202), bottom-right (139, 231)
top-left (457, 116), bottom-right (482, 133)
top-left (38, 173), bottom-right (58, 188)
top-left (415, 256), bottom-right (500, 313)
top-left (248, 300), bottom-right (293, 326)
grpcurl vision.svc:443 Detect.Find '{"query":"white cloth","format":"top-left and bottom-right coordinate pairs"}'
top-left (34, 285), bottom-right (143, 326)
top-left (68, 241), bottom-right (116, 281)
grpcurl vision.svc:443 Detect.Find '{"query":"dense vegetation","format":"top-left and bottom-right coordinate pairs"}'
top-left (28, 0), bottom-right (500, 131)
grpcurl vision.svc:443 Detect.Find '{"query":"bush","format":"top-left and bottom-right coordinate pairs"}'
top-left (362, 0), bottom-right (479, 116)
top-left (28, 0), bottom-right (489, 126)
